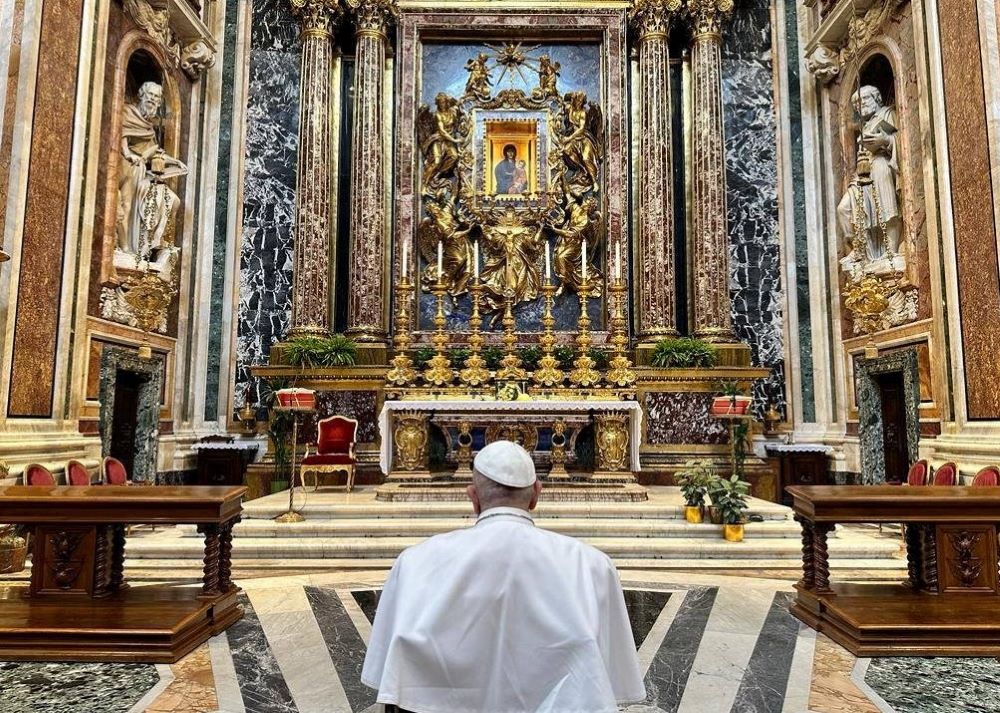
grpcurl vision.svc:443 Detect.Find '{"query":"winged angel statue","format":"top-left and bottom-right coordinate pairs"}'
top-left (416, 93), bottom-right (470, 199)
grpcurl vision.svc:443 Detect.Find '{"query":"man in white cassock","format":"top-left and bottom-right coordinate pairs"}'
top-left (361, 440), bottom-right (646, 713)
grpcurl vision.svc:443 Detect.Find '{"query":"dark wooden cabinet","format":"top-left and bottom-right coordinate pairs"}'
top-left (765, 444), bottom-right (832, 506)
top-left (193, 439), bottom-right (259, 487)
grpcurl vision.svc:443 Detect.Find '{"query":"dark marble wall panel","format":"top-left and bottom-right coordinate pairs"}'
top-left (314, 390), bottom-right (379, 443)
top-left (7, 0), bottom-right (85, 417)
top-left (722, 0), bottom-right (785, 418)
top-left (644, 392), bottom-right (729, 445)
top-left (234, 0), bottom-right (301, 407)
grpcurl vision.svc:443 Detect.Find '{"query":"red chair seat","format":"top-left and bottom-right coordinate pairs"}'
top-left (972, 466), bottom-right (999, 487)
top-left (25, 464), bottom-right (55, 486)
top-left (932, 462), bottom-right (957, 486)
top-left (301, 454), bottom-right (354, 466)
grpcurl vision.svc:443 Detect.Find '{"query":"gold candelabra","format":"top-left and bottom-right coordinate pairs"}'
top-left (605, 277), bottom-right (636, 391)
top-left (459, 281), bottom-right (491, 388)
top-left (496, 290), bottom-right (527, 381)
top-left (569, 278), bottom-right (601, 389)
top-left (423, 278), bottom-right (454, 387)
top-left (387, 276), bottom-right (417, 386)
top-left (533, 280), bottom-right (564, 389)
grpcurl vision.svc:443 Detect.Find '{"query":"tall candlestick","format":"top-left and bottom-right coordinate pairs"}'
top-left (615, 241), bottom-right (621, 281)
top-left (581, 237), bottom-right (587, 281)
top-left (545, 240), bottom-right (551, 282)
top-left (473, 239), bottom-right (480, 280)
top-left (437, 240), bottom-right (443, 280)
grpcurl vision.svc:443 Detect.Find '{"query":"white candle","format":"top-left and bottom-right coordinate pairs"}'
top-left (402, 241), bottom-right (409, 277)
top-left (473, 239), bottom-right (480, 280)
top-left (615, 241), bottom-right (621, 281)
top-left (545, 240), bottom-right (551, 282)
top-left (437, 240), bottom-right (443, 279)
top-left (581, 237), bottom-right (587, 281)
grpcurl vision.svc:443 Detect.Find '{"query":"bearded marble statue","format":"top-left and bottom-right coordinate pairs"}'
top-left (116, 81), bottom-right (187, 261)
top-left (836, 84), bottom-right (903, 276)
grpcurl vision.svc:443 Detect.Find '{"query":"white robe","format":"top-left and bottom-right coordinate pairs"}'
top-left (361, 506), bottom-right (646, 713)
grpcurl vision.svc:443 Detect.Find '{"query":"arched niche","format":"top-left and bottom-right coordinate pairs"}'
top-left (99, 31), bottom-right (183, 285)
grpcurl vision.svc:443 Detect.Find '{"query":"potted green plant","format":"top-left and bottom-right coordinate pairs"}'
top-left (482, 346), bottom-right (506, 371)
top-left (260, 377), bottom-right (294, 492)
top-left (0, 524), bottom-right (28, 574)
top-left (285, 334), bottom-right (358, 368)
top-left (554, 346), bottom-right (576, 370)
top-left (412, 346), bottom-right (437, 369)
top-left (711, 380), bottom-right (753, 416)
top-left (706, 473), bottom-right (726, 524)
top-left (674, 460), bottom-right (714, 523)
top-left (650, 337), bottom-right (719, 368)
top-left (520, 346), bottom-right (543, 370)
top-left (713, 474), bottom-right (751, 542)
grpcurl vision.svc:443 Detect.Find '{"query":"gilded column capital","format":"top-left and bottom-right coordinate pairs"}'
top-left (346, 0), bottom-right (398, 40)
top-left (290, 0), bottom-right (342, 39)
top-left (685, 0), bottom-right (733, 39)
top-left (630, 0), bottom-right (682, 40)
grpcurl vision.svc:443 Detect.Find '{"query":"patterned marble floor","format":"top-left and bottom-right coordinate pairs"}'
top-left (1, 570), bottom-right (997, 713)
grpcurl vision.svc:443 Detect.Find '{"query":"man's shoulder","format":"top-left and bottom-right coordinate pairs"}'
top-left (535, 526), bottom-right (615, 566)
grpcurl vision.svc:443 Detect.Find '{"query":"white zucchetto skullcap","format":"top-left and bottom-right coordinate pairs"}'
top-left (473, 440), bottom-right (536, 488)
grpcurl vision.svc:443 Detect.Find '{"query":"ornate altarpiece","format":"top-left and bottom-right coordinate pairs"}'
top-left (393, 8), bottom-right (629, 341)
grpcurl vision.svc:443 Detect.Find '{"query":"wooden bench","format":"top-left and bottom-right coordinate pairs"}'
top-left (788, 484), bottom-right (1000, 656)
top-left (0, 484), bottom-right (245, 662)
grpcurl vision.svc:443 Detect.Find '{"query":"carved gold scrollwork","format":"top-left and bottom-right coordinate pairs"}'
top-left (685, 0), bottom-right (734, 38)
top-left (393, 412), bottom-right (429, 471)
top-left (594, 412), bottom-right (630, 473)
top-left (346, 0), bottom-right (397, 37)
top-left (631, 0), bottom-right (682, 39)
top-left (290, 0), bottom-right (342, 37)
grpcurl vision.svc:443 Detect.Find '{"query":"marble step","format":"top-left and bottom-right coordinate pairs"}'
top-left (241, 497), bottom-right (791, 522)
top-left (177, 518), bottom-right (806, 540)
top-left (124, 533), bottom-right (900, 561)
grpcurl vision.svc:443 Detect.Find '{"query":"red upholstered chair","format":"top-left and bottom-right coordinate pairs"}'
top-left (906, 459), bottom-right (929, 486)
top-left (932, 461), bottom-right (957, 486)
top-left (971, 466), bottom-right (999, 487)
top-left (300, 416), bottom-right (358, 492)
top-left (66, 460), bottom-right (91, 486)
top-left (24, 463), bottom-right (54, 486)
top-left (102, 457), bottom-right (130, 485)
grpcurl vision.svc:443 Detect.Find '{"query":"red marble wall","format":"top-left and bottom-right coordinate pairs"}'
top-left (939, 0), bottom-right (1000, 420)
top-left (6, 0), bottom-right (85, 418)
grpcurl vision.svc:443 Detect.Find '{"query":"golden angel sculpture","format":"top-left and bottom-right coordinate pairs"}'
top-left (551, 196), bottom-right (602, 296)
top-left (464, 53), bottom-right (493, 101)
top-left (558, 91), bottom-right (603, 196)
top-left (533, 54), bottom-right (561, 99)
top-left (416, 93), bottom-right (467, 197)
top-left (416, 200), bottom-right (473, 297)
top-left (480, 208), bottom-right (545, 313)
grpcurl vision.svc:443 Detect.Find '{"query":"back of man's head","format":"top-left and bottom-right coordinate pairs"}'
top-left (467, 440), bottom-right (541, 515)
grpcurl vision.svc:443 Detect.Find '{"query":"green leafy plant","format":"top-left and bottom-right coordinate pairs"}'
top-left (712, 474), bottom-right (751, 525)
top-left (554, 345), bottom-right (576, 370)
top-left (588, 347), bottom-right (610, 370)
top-left (651, 337), bottom-right (719, 368)
top-left (448, 347), bottom-right (471, 365)
top-left (412, 346), bottom-right (437, 369)
top-left (482, 346), bottom-right (506, 370)
top-left (718, 380), bottom-right (745, 397)
top-left (732, 420), bottom-right (750, 478)
top-left (674, 459), bottom-right (715, 507)
top-left (261, 377), bottom-right (294, 478)
top-left (284, 334), bottom-right (357, 368)
top-left (520, 346), bottom-right (543, 370)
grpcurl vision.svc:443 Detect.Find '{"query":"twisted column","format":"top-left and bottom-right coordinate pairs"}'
top-left (632, 0), bottom-right (681, 340)
top-left (288, 0), bottom-right (341, 337)
top-left (794, 515), bottom-right (815, 589)
top-left (345, 0), bottom-right (397, 344)
top-left (687, 0), bottom-right (735, 342)
top-left (199, 524), bottom-right (222, 597)
top-left (813, 523), bottom-right (833, 593)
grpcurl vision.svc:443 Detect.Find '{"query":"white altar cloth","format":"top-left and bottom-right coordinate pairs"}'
top-left (378, 399), bottom-right (643, 474)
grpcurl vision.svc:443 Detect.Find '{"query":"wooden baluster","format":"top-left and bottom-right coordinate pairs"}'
top-left (92, 525), bottom-right (111, 598)
top-left (795, 514), bottom-right (816, 589)
top-left (919, 525), bottom-right (939, 593)
top-left (813, 523), bottom-right (834, 593)
top-left (199, 524), bottom-right (221, 597)
top-left (219, 517), bottom-right (238, 592)
top-left (110, 524), bottom-right (127, 592)
top-left (904, 523), bottom-right (924, 589)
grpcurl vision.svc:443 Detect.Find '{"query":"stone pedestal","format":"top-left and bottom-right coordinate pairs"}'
top-left (632, 0), bottom-right (681, 342)
top-left (288, 0), bottom-right (342, 337)
top-left (687, 0), bottom-right (736, 343)
top-left (345, 0), bottom-right (397, 347)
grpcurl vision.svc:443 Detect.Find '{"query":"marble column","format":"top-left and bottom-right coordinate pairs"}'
top-left (632, 0), bottom-right (681, 341)
top-left (687, 0), bottom-right (735, 343)
top-left (288, 0), bottom-right (342, 337)
top-left (345, 0), bottom-right (396, 344)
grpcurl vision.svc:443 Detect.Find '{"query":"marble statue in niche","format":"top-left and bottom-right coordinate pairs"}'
top-left (116, 80), bottom-right (187, 272)
top-left (837, 85), bottom-right (902, 276)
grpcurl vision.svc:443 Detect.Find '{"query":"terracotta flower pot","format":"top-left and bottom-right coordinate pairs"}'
top-left (723, 523), bottom-right (744, 542)
top-left (684, 505), bottom-right (703, 524)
